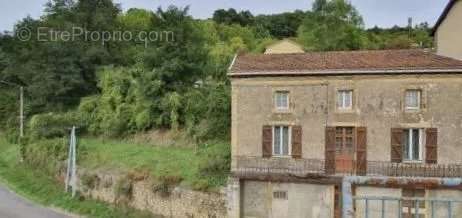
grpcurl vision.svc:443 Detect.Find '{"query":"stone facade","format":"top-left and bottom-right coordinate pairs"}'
top-left (240, 181), bottom-right (334, 218)
top-left (229, 72), bottom-right (462, 218)
top-left (231, 74), bottom-right (462, 164)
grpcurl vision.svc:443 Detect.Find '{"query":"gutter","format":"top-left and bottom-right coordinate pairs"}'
top-left (342, 176), bottom-right (462, 218)
top-left (228, 68), bottom-right (462, 78)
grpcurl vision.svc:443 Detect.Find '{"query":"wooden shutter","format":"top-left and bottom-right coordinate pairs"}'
top-left (391, 128), bottom-right (403, 163)
top-left (356, 127), bottom-right (367, 176)
top-left (425, 128), bottom-right (438, 164)
top-left (292, 126), bottom-right (302, 159)
top-left (325, 127), bottom-right (336, 174)
top-left (262, 126), bottom-right (273, 158)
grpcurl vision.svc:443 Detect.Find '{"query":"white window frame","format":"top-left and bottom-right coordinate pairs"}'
top-left (272, 126), bottom-right (292, 157)
top-left (274, 91), bottom-right (289, 111)
top-left (403, 128), bottom-right (423, 162)
top-left (337, 90), bottom-right (353, 110)
top-left (405, 89), bottom-right (421, 110)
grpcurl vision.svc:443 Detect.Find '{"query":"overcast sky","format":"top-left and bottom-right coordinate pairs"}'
top-left (0, 0), bottom-right (449, 31)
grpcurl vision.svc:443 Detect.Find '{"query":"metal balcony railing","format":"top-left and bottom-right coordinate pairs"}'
top-left (233, 156), bottom-right (462, 178)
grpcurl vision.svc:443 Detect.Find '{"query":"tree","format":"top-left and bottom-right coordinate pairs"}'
top-left (212, 9), bottom-right (254, 26)
top-left (255, 10), bottom-right (307, 39)
top-left (298, 0), bottom-right (365, 51)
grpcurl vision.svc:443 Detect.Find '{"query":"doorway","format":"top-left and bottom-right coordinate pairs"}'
top-left (335, 127), bottom-right (355, 174)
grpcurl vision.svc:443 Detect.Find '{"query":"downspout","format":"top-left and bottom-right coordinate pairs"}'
top-left (341, 176), bottom-right (462, 218)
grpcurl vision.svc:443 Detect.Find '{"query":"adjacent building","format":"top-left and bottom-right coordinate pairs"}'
top-left (433, 0), bottom-right (462, 60)
top-left (227, 49), bottom-right (462, 218)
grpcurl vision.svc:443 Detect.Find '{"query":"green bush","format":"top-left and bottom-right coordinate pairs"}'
top-left (29, 112), bottom-right (84, 139)
top-left (23, 138), bottom-right (69, 176)
top-left (195, 142), bottom-right (231, 189)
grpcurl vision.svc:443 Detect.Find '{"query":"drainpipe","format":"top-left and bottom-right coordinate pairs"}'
top-left (341, 176), bottom-right (462, 218)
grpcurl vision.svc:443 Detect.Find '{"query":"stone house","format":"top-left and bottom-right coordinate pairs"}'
top-left (433, 0), bottom-right (462, 60)
top-left (227, 49), bottom-right (462, 218)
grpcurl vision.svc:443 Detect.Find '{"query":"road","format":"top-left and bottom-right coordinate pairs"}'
top-left (0, 183), bottom-right (73, 218)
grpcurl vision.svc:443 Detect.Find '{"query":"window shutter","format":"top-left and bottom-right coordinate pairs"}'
top-left (292, 126), bottom-right (302, 159)
top-left (356, 127), bottom-right (367, 175)
top-left (262, 126), bottom-right (272, 158)
top-left (425, 128), bottom-right (438, 164)
top-left (325, 127), bottom-right (336, 174)
top-left (391, 128), bottom-right (403, 163)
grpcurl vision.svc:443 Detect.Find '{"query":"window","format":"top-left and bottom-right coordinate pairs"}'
top-left (275, 91), bottom-right (289, 110)
top-left (402, 189), bottom-right (425, 218)
top-left (403, 129), bottom-right (423, 161)
top-left (273, 191), bottom-right (288, 200)
top-left (335, 127), bottom-right (355, 154)
top-left (273, 126), bottom-right (291, 156)
top-left (405, 90), bottom-right (421, 110)
top-left (337, 90), bottom-right (353, 110)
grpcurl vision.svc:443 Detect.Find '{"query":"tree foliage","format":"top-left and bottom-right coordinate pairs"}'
top-left (298, 0), bottom-right (365, 51)
top-left (0, 0), bottom-right (434, 142)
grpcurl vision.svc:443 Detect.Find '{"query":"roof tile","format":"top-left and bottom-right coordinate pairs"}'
top-left (230, 49), bottom-right (462, 77)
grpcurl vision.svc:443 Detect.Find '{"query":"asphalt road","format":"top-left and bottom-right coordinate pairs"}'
top-left (0, 183), bottom-right (73, 218)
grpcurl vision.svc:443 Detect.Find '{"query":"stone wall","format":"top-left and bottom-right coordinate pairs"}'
top-left (76, 170), bottom-right (227, 218)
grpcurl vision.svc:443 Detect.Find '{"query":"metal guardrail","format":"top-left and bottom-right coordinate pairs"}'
top-left (233, 156), bottom-right (462, 178)
top-left (354, 196), bottom-right (462, 218)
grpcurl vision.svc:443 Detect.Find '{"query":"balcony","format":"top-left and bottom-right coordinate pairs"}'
top-left (232, 156), bottom-right (462, 178)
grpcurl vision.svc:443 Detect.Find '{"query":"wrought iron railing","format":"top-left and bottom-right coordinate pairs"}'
top-left (233, 156), bottom-right (462, 178)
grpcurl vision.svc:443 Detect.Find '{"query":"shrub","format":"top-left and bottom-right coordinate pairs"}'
top-left (195, 142), bottom-right (231, 189)
top-left (29, 112), bottom-right (83, 139)
top-left (23, 138), bottom-right (69, 176)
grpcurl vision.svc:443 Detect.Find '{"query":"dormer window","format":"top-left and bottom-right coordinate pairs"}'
top-left (275, 91), bottom-right (289, 111)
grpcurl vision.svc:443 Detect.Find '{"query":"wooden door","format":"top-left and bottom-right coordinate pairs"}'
top-left (335, 127), bottom-right (355, 174)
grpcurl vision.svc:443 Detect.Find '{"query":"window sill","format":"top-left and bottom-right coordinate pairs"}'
top-left (272, 109), bottom-right (293, 114)
top-left (404, 108), bottom-right (422, 113)
top-left (271, 155), bottom-right (292, 158)
top-left (402, 160), bottom-right (424, 164)
top-left (335, 109), bottom-right (355, 114)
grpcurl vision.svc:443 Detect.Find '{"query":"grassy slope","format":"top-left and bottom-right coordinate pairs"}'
top-left (80, 138), bottom-right (200, 184)
top-left (0, 137), bottom-right (157, 218)
top-left (79, 138), bottom-right (230, 189)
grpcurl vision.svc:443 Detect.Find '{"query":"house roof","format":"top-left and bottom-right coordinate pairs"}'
top-left (432, 0), bottom-right (459, 36)
top-left (229, 49), bottom-right (462, 77)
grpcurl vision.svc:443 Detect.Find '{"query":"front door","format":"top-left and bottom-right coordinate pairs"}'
top-left (335, 127), bottom-right (355, 173)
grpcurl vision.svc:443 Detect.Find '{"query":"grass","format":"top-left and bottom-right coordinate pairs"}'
top-left (0, 136), bottom-right (159, 218)
top-left (78, 137), bottom-right (230, 190)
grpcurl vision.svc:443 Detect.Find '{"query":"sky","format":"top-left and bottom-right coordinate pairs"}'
top-left (0, 0), bottom-right (449, 31)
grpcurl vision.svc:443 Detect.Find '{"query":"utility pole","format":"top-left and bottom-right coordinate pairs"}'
top-left (19, 86), bottom-right (24, 138)
top-left (408, 17), bottom-right (413, 40)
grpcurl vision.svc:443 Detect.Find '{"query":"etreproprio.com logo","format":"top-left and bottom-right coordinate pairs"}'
top-left (15, 26), bottom-right (175, 47)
